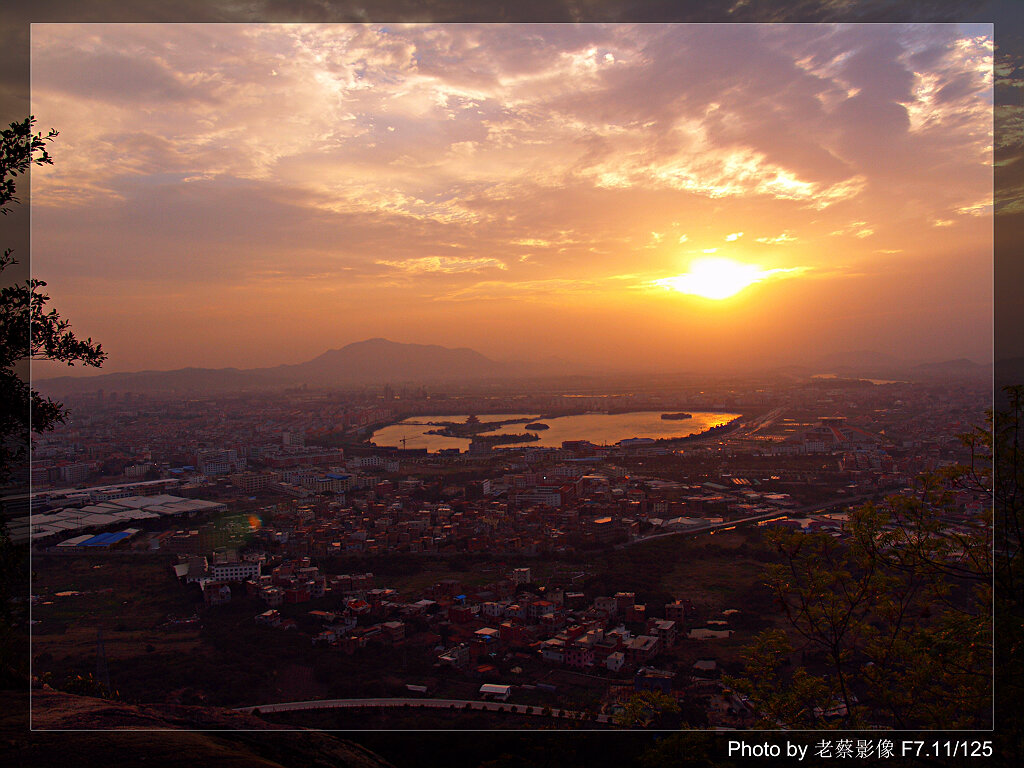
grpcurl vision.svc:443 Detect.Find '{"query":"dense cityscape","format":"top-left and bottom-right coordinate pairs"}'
top-left (15, 369), bottom-right (991, 729)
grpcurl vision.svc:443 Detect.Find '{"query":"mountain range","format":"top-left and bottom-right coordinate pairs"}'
top-left (35, 338), bottom-right (553, 396)
top-left (34, 338), bottom-right (994, 397)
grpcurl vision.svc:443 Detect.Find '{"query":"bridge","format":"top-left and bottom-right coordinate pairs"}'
top-left (235, 696), bottom-right (612, 723)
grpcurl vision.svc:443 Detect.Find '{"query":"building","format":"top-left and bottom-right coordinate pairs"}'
top-left (665, 600), bottom-right (687, 624)
top-left (210, 558), bottom-right (262, 582)
top-left (594, 596), bottom-right (618, 617)
top-left (124, 463), bottom-right (155, 479)
top-left (59, 462), bottom-right (93, 485)
top-left (230, 471), bottom-right (280, 494)
top-left (648, 619), bottom-right (678, 649)
top-left (479, 683), bottom-right (511, 701)
top-left (564, 643), bottom-right (595, 669)
top-left (439, 643), bottom-right (472, 669)
top-left (625, 635), bottom-right (660, 666)
top-left (540, 638), bottom-right (566, 664)
top-left (634, 666), bottom-right (673, 693)
top-left (202, 582), bottom-right (233, 606)
top-left (197, 450), bottom-right (244, 476)
top-left (381, 621), bottom-right (406, 643)
top-left (605, 651), bottom-right (626, 672)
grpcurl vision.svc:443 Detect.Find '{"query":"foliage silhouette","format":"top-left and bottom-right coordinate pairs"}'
top-left (728, 415), bottom-right (994, 728)
top-left (0, 117), bottom-right (106, 688)
top-left (1, 117), bottom-right (107, 484)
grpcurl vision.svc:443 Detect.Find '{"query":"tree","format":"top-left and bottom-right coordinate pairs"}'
top-left (40, 671), bottom-right (120, 701)
top-left (614, 690), bottom-right (681, 728)
top-left (1, 117), bottom-right (106, 484)
top-left (1, 117), bottom-right (106, 687)
top-left (995, 386), bottom-right (1024, 759)
top-left (1, 117), bottom-right (58, 215)
top-left (728, 420), bottom-right (993, 729)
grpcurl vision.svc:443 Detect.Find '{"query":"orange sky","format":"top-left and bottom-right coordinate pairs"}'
top-left (30, 23), bottom-right (993, 376)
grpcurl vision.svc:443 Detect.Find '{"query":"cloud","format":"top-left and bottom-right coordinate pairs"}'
top-left (376, 255), bottom-right (507, 274)
top-left (829, 220), bottom-right (875, 238)
top-left (26, 22), bottom-right (993, 369)
top-left (955, 199), bottom-right (992, 216)
top-left (440, 277), bottom-right (598, 301)
top-left (31, 47), bottom-right (211, 105)
top-left (755, 232), bottom-right (797, 244)
top-left (32, 24), bottom-right (992, 232)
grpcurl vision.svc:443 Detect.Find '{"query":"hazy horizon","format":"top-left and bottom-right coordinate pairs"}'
top-left (32, 336), bottom-right (994, 388)
top-left (30, 23), bottom-right (993, 377)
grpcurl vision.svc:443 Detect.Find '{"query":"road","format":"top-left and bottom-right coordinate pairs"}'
top-left (617, 489), bottom-right (894, 549)
top-left (734, 406), bottom-right (788, 436)
top-left (235, 696), bottom-right (612, 723)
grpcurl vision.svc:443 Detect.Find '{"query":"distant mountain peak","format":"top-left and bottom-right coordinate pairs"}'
top-left (281, 338), bottom-right (504, 384)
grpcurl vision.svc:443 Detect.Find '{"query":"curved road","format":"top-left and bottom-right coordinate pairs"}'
top-left (235, 696), bottom-right (612, 724)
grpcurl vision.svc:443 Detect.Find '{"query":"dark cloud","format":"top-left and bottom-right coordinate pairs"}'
top-left (936, 71), bottom-right (985, 103)
top-left (33, 48), bottom-right (217, 104)
top-left (839, 33), bottom-right (916, 100)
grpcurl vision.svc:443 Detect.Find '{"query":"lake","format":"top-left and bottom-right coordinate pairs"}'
top-left (370, 410), bottom-right (743, 452)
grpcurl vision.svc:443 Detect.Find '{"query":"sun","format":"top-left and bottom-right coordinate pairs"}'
top-left (655, 258), bottom-right (768, 300)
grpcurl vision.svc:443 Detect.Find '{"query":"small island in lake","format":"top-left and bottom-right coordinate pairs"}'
top-left (525, 422), bottom-right (550, 430)
top-left (661, 412), bottom-right (693, 420)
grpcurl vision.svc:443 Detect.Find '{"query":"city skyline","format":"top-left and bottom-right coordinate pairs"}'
top-left (30, 23), bottom-right (993, 377)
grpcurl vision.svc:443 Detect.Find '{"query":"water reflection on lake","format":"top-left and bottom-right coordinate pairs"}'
top-left (370, 410), bottom-right (742, 453)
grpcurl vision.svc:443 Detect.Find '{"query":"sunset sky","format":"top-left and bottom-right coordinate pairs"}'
top-left (30, 23), bottom-right (993, 376)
